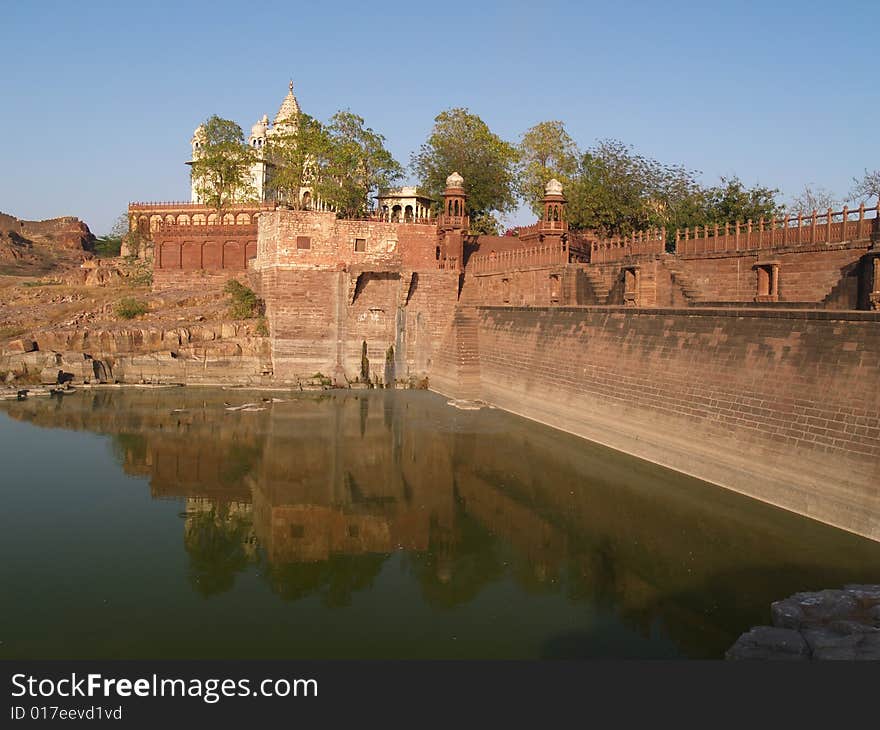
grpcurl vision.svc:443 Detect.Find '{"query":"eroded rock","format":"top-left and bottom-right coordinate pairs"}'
top-left (728, 585), bottom-right (880, 660)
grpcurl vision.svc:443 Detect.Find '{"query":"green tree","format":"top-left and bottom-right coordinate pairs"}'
top-left (518, 121), bottom-right (579, 216)
top-left (566, 139), bottom-right (782, 237)
top-left (93, 212), bottom-right (129, 257)
top-left (566, 139), bottom-right (684, 234)
top-left (318, 111), bottom-right (402, 219)
top-left (190, 115), bottom-right (258, 210)
top-left (701, 176), bottom-right (782, 225)
top-left (411, 108), bottom-right (520, 231)
top-left (265, 112), bottom-right (331, 209)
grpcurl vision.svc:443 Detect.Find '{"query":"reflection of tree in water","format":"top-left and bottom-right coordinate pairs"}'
top-left (264, 553), bottom-right (388, 607)
top-left (407, 494), bottom-right (505, 609)
top-left (184, 503), bottom-right (253, 597)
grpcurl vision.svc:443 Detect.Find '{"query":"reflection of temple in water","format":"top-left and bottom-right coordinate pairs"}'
top-left (5, 388), bottom-right (880, 657)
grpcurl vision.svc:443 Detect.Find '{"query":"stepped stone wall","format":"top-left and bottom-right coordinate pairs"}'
top-left (429, 305), bottom-right (880, 541)
top-left (459, 243), bottom-right (875, 310)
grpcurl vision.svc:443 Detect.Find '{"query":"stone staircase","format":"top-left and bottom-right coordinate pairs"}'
top-left (661, 257), bottom-right (704, 303)
top-left (820, 270), bottom-right (857, 309)
top-left (448, 308), bottom-right (481, 400)
top-left (581, 267), bottom-right (614, 304)
top-left (428, 306), bottom-right (482, 400)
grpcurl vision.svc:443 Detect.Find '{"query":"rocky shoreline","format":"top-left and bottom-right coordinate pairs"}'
top-left (726, 585), bottom-right (880, 660)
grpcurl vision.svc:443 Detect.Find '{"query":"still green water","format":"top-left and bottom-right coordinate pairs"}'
top-left (1, 388), bottom-right (878, 659)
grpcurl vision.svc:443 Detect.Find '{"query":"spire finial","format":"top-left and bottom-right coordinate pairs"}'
top-left (289, 79), bottom-right (294, 93)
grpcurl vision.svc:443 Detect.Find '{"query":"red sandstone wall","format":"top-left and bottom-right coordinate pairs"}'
top-left (457, 244), bottom-right (871, 309)
top-left (398, 225), bottom-right (442, 268)
top-left (433, 306), bottom-right (880, 540)
top-left (402, 271), bottom-right (460, 374)
top-left (256, 211), bottom-right (438, 271)
top-left (260, 267), bottom-right (459, 382)
top-left (460, 266), bottom-right (569, 307)
top-left (256, 210), bottom-right (456, 382)
top-left (674, 244), bottom-right (868, 306)
top-left (459, 258), bottom-right (691, 308)
top-left (261, 268), bottom-right (341, 378)
top-left (344, 272), bottom-right (402, 379)
top-left (151, 268), bottom-right (251, 292)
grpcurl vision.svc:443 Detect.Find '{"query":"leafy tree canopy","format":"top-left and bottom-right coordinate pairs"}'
top-left (566, 139), bottom-right (699, 235)
top-left (565, 139), bottom-right (783, 236)
top-left (190, 115), bottom-right (258, 210)
top-left (264, 112), bottom-right (331, 209)
top-left (705, 176), bottom-right (780, 222)
top-left (412, 108), bottom-right (520, 230)
top-left (317, 111), bottom-right (402, 219)
top-left (518, 121), bottom-right (579, 216)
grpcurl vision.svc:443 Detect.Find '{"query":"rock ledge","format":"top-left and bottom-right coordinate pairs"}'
top-left (726, 585), bottom-right (880, 660)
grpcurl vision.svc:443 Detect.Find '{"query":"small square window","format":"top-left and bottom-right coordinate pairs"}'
top-left (290, 524), bottom-right (305, 538)
top-left (296, 236), bottom-right (311, 250)
top-left (354, 238), bottom-right (366, 252)
top-left (348, 524), bottom-right (359, 538)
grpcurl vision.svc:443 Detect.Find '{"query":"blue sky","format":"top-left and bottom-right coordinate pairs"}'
top-left (1, 0), bottom-right (877, 234)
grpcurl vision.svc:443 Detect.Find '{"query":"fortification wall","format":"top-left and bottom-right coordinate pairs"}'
top-left (430, 305), bottom-right (880, 541)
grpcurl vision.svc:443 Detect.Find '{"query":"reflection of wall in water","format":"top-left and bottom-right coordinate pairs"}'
top-left (251, 394), bottom-right (456, 563)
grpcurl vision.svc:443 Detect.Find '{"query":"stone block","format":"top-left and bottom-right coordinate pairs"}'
top-left (725, 627), bottom-right (810, 660)
top-left (5, 338), bottom-right (37, 354)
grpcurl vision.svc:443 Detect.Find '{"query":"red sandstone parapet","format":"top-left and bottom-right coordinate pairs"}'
top-left (676, 203), bottom-right (879, 255)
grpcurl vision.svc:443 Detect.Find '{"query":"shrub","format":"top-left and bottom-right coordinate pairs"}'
top-left (224, 279), bottom-right (263, 319)
top-left (116, 297), bottom-right (148, 319)
top-left (360, 340), bottom-right (370, 382)
top-left (93, 236), bottom-right (123, 258)
top-left (126, 264), bottom-right (153, 287)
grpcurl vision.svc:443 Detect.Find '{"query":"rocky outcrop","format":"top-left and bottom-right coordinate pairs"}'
top-left (1, 211), bottom-right (94, 251)
top-left (1, 324), bottom-right (273, 386)
top-left (726, 585), bottom-right (880, 660)
top-left (0, 211), bottom-right (95, 273)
